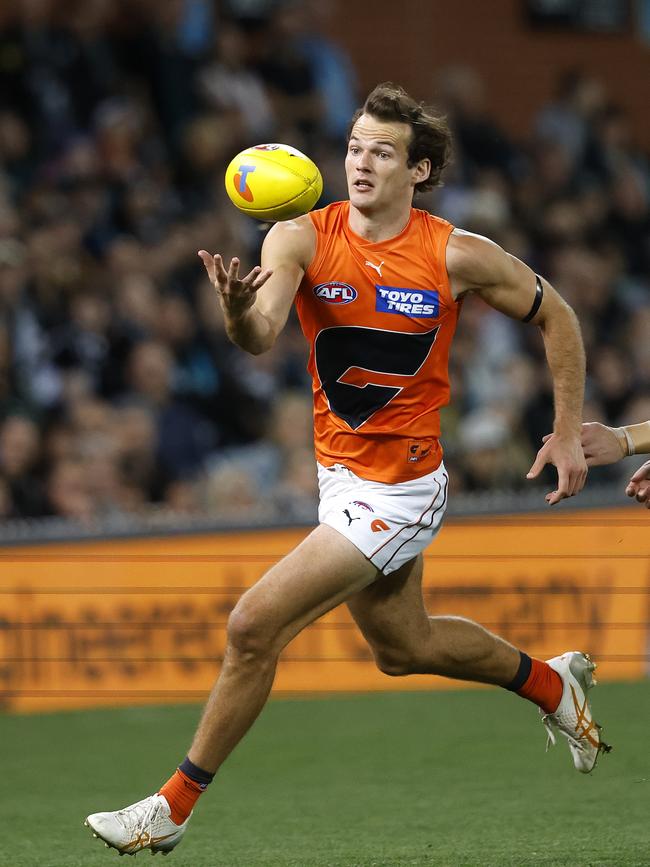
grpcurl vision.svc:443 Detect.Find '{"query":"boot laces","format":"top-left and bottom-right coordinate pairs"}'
top-left (116, 797), bottom-right (161, 836)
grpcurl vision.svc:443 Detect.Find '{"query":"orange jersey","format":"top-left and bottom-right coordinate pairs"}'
top-left (295, 200), bottom-right (460, 483)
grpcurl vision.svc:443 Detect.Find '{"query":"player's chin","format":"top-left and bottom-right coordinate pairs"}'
top-left (349, 188), bottom-right (378, 210)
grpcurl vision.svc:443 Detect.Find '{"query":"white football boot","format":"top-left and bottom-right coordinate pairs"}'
top-left (85, 793), bottom-right (190, 855)
top-left (541, 651), bottom-right (611, 773)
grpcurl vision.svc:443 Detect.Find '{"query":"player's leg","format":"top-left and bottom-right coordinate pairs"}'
top-left (348, 555), bottom-right (610, 773)
top-left (347, 554), bottom-right (521, 685)
top-left (85, 523), bottom-right (379, 855)
top-left (187, 523), bottom-right (378, 773)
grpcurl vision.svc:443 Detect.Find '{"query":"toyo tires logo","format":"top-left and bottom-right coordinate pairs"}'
top-left (314, 281), bottom-right (357, 304)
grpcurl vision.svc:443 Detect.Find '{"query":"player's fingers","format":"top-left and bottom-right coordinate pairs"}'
top-left (541, 433), bottom-right (552, 443)
top-left (212, 253), bottom-right (230, 287)
top-left (568, 462), bottom-right (587, 496)
top-left (570, 466), bottom-right (587, 496)
top-left (251, 268), bottom-right (274, 289)
top-left (242, 266), bottom-right (273, 290)
top-left (566, 470), bottom-right (582, 497)
top-left (242, 265), bottom-right (261, 285)
top-left (198, 250), bottom-right (216, 282)
top-left (550, 466), bottom-right (571, 504)
top-left (526, 450), bottom-right (547, 480)
top-left (545, 477), bottom-right (579, 504)
top-left (228, 257), bottom-right (240, 282)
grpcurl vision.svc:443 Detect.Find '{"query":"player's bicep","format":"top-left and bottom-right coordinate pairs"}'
top-left (472, 249), bottom-right (541, 322)
top-left (448, 231), bottom-right (560, 324)
top-left (480, 262), bottom-right (570, 328)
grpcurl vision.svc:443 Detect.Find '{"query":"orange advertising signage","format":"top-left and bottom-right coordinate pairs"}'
top-left (0, 507), bottom-right (648, 712)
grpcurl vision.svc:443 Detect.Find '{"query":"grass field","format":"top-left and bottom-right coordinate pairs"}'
top-left (1, 683), bottom-right (649, 867)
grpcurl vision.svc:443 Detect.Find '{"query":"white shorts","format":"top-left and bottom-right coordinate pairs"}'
top-left (317, 461), bottom-right (449, 575)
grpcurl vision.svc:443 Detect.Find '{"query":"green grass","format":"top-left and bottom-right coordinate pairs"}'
top-left (1, 683), bottom-right (649, 866)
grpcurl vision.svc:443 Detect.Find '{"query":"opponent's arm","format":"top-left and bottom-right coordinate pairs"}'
top-left (578, 420), bottom-right (650, 509)
top-left (199, 216), bottom-right (316, 355)
top-left (579, 420), bottom-right (650, 465)
top-left (446, 229), bottom-right (587, 505)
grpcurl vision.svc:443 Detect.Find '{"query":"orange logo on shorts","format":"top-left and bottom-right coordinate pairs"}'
top-left (371, 519), bottom-right (390, 532)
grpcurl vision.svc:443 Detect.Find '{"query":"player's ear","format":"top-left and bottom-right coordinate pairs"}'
top-left (413, 158), bottom-right (431, 186)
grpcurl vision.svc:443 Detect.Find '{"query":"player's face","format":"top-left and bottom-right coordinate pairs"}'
top-left (345, 114), bottom-right (426, 212)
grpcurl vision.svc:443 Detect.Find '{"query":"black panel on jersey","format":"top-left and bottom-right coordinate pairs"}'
top-left (314, 326), bottom-right (440, 430)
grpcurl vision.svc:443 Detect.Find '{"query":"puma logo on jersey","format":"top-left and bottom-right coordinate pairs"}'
top-left (314, 281), bottom-right (358, 304)
top-left (365, 259), bottom-right (384, 277)
top-left (376, 286), bottom-right (439, 317)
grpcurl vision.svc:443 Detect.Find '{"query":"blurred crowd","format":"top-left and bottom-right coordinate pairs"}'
top-left (0, 0), bottom-right (648, 527)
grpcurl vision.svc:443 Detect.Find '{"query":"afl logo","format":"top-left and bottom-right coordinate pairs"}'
top-left (254, 143), bottom-right (280, 151)
top-left (314, 281), bottom-right (357, 304)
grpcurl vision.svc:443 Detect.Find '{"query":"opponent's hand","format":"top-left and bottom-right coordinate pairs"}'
top-left (626, 459), bottom-right (650, 508)
top-left (542, 422), bottom-right (627, 467)
top-left (198, 251), bottom-right (273, 319)
top-left (579, 422), bottom-right (626, 466)
top-left (527, 432), bottom-right (587, 505)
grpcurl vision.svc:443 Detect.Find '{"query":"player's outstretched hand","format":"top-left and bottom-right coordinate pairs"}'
top-left (626, 459), bottom-right (650, 508)
top-left (198, 251), bottom-right (273, 319)
top-left (527, 432), bottom-right (587, 505)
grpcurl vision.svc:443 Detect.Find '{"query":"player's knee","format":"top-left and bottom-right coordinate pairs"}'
top-left (374, 647), bottom-right (417, 677)
top-left (226, 602), bottom-right (275, 660)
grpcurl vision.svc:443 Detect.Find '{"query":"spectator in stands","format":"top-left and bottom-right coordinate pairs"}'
top-left (123, 340), bottom-right (216, 483)
top-left (0, 414), bottom-right (46, 516)
top-left (46, 457), bottom-right (94, 521)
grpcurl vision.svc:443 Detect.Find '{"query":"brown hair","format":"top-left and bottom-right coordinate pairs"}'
top-left (348, 82), bottom-right (452, 193)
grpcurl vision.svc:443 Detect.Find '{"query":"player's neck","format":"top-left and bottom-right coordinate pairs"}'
top-left (347, 202), bottom-right (412, 244)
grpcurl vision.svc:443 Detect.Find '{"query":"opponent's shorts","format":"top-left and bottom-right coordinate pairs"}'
top-left (317, 461), bottom-right (449, 575)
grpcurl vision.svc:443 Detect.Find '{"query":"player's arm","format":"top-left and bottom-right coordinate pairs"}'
top-left (198, 216), bottom-right (316, 355)
top-left (446, 229), bottom-right (587, 505)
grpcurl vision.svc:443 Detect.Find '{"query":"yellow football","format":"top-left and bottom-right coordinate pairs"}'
top-left (224, 143), bottom-right (323, 221)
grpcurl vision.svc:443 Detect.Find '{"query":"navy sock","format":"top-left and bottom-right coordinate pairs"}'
top-left (505, 651), bottom-right (532, 692)
top-left (179, 756), bottom-right (215, 788)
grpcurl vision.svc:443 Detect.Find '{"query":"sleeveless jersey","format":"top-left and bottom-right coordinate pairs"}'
top-left (295, 200), bottom-right (460, 484)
